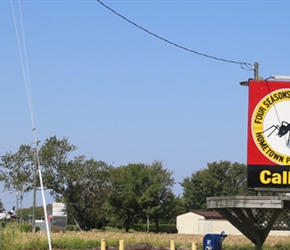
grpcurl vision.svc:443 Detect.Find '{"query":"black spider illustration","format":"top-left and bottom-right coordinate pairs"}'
top-left (263, 121), bottom-right (290, 145)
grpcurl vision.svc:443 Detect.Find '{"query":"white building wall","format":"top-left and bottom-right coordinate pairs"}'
top-left (176, 212), bottom-right (204, 234)
top-left (188, 219), bottom-right (241, 235)
top-left (198, 219), bottom-right (212, 234)
top-left (177, 212), bottom-right (290, 236)
top-left (209, 220), bottom-right (241, 235)
top-left (269, 230), bottom-right (290, 236)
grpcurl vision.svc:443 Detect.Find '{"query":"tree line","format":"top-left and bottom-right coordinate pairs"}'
top-left (0, 136), bottom-right (250, 231)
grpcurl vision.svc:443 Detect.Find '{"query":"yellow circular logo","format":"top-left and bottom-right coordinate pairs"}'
top-left (252, 88), bottom-right (290, 165)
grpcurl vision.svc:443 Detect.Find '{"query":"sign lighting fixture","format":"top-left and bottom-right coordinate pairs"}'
top-left (270, 75), bottom-right (290, 81)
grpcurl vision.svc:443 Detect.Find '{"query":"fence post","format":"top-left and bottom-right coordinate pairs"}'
top-left (101, 239), bottom-right (106, 250)
top-left (119, 240), bottom-right (124, 250)
top-left (192, 242), bottom-right (197, 250)
top-left (170, 240), bottom-right (175, 250)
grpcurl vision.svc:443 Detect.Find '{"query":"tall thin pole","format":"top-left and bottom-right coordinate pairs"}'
top-left (16, 192), bottom-right (18, 223)
top-left (32, 143), bottom-right (38, 233)
top-left (20, 188), bottom-right (23, 225)
top-left (147, 215), bottom-right (149, 233)
top-left (254, 62), bottom-right (259, 80)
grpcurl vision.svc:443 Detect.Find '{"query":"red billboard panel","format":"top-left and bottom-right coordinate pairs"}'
top-left (248, 80), bottom-right (290, 189)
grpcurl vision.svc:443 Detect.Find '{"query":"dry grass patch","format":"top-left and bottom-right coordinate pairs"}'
top-left (2, 230), bottom-right (290, 249)
top-left (48, 232), bottom-right (290, 248)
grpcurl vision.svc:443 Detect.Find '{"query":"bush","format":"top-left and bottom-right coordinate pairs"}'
top-left (167, 226), bottom-right (178, 234)
top-left (66, 224), bottom-right (79, 231)
top-left (19, 224), bottom-right (40, 233)
top-left (133, 224), bottom-right (145, 232)
top-left (51, 225), bottom-right (65, 233)
top-left (19, 224), bottom-right (31, 232)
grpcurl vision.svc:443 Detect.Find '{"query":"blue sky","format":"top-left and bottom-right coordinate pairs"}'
top-left (1, 0), bottom-right (290, 209)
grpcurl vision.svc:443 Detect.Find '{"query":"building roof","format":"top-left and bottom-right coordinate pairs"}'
top-left (191, 210), bottom-right (224, 220)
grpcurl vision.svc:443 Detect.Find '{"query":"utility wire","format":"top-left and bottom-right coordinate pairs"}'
top-left (10, 0), bottom-right (34, 127)
top-left (10, 1), bottom-right (52, 249)
top-left (95, 0), bottom-right (253, 69)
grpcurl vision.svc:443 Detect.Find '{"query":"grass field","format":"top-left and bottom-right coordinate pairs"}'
top-left (1, 229), bottom-right (290, 250)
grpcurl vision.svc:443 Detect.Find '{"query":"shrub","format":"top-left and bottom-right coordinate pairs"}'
top-left (66, 224), bottom-right (79, 231)
top-left (167, 226), bottom-right (178, 234)
top-left (19, 224), bottom-right (40, 232)
top-left (51, 225), bottom-right (65, 233)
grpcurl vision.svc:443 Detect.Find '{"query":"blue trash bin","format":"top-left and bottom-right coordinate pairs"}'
top-left (203, 232), bottom-right (227, 250)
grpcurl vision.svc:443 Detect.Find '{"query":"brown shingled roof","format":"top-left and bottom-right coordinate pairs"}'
top-left (191, 210), bottom-right (224, 220)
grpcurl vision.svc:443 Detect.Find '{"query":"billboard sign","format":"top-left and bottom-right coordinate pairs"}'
top-left (248, 80), bottom-right (290, 189)
top-left (52, 202), bottom-right (66, 217)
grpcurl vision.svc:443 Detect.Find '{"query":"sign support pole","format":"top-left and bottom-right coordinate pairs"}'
top-left (254, 62), bottom-right (259, 80)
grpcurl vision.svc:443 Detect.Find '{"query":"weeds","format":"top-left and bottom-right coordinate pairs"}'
top-left (1, 225), bottom-right (290, 249)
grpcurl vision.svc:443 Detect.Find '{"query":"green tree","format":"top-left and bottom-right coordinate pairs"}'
top-left (39, 136), bottom-right (112, 230)
top-left (0, 136), bottom-right (112, 229)
top-left (0, 144), bottom-right (35, 198)
top-left (139, 161), bottom-right (175, 232)
top-left (162, 195), bottom-right (187, 224)
top-left (108, 161), bottom-right (175, 232)
top-left (20, 205), bottom-right (50, 222)
top-left (181, 161), bottom-right (248, 210)
top-left (108, 163), bottom-right (146, 232)
top-left (0, 200), bottom-right (4, 212)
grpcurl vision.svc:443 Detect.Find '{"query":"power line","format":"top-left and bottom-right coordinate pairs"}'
top-left (10, 0), bottom-right (52, 248)
top-left (95, 0), bottom-right (253, 69)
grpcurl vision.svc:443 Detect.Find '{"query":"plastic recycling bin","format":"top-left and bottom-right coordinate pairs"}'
top-left (203, 233), bottom-right (227, 250)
